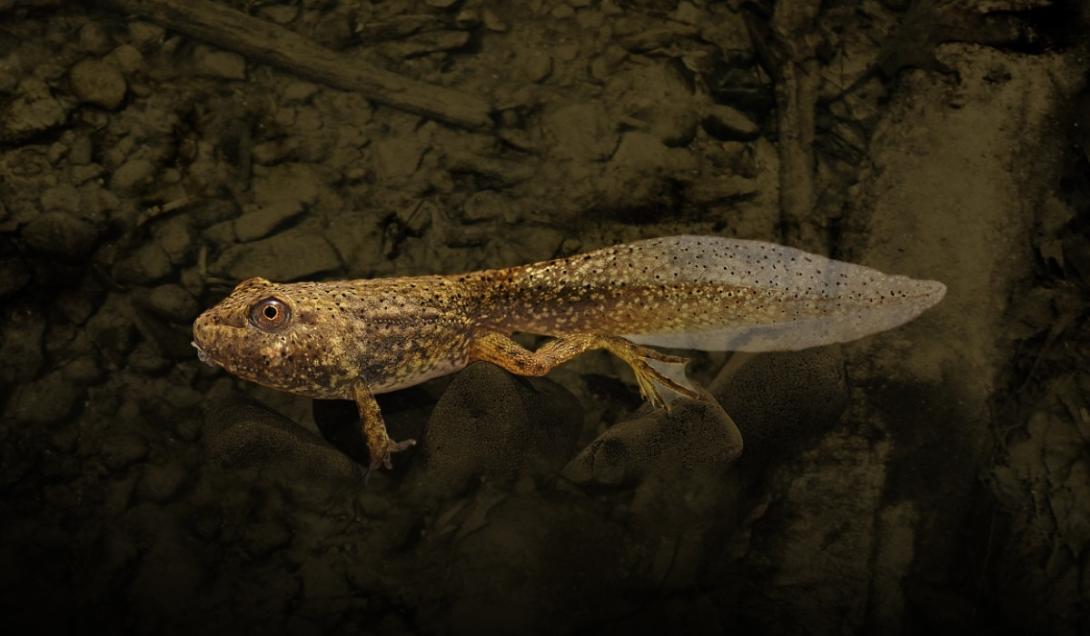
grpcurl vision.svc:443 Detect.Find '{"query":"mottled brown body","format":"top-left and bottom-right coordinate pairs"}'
top-left (193, 236), bottom-right (946, 470)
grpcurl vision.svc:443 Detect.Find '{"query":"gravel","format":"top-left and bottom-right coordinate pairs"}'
top-left (69, 58), bottom-right (127, 110)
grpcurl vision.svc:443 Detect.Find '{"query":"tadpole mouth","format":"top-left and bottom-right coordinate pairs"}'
top-left (192, 340), bottom-right (215, 367)
top-left (191, 312), bottom-right (222, 368)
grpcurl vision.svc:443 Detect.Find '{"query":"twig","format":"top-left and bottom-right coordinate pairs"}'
top-left (96, 0), bottom-right (495, 130)
top-left (136, 194), bottom-right (195, 227)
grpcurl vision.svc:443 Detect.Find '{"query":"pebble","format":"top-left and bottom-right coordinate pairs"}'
top-left (40, 184), bottom-right (81, 214)
top-left (128, 21), bottom-right (165, 49)
top-left (78, 21), bottom-right (113, 55)
top-left (62, 354), bottom-right (103, 385)
top-left (128, 340), bottom-right (170, 374)
top-left (194, 45), bottom-right (246, 80)
top-left (462, 190), bottom-right (507, 222)
top-left (100, 431), bottom-right (149, 471)
top-left (253, 163), bottom-right (321, 207)
top-left (543, 102), bottom-right (617, 161)
top-left (701, 103), bottom-right (760, 140)
top-left (454, 8), bottom-right (480, 27)
top-left (242, 520), bottom-right (293, 557)
top-left (555, 43), bottom-right (580, 62)
top-left (8, 372), bottom-right (80, 424)
top-left (136, 462), bottom-right (188, 503)
top-left (215, 227), bottom-right (342, 282)
top-left (522, 50), bottom-right (553, 83)
top-left (106, 44), bottom-right (144, 75)
top-left (551, 4), bottom-right (575, 18)
top-left (21, 211), bottom-right (99, 258)
top-left (482, 8), bottom-right (507, 32)
top-left (1, 79), bottom-right (69, 143)
top-left (281, 81), bottom-right (319, 104)
top-left (86, 294), bottom-right (138, 359)
top-left (234, 199), bottom-right (306, 242)
top-left (179, 268), bottom-right (205, 299)
top-left (259, 4), bottom-right (299, 24)
top-left (372, 137), bottom-right (424, 180)
top-left (202, 220), bottom-right (237, 250)
top-left (55, 289), bottom-right (96, 325)
top-left (672, 1), bottom-right (703, 24)
top-left (313, 13), bottom-right (353, 50)
top-left (109, 157), bottom-right (156, 192)
top-left (69, 59), bottom-right (127, 110)
top-left (154, 218), bottom-right (194, 265)
top-left (589, 46), bottom-right (627, 82)
top-left (141, 284), bottom-right (200, 322)
top-left (68, 134), bottom-right (94, 165)
top-left (112, 243), bottom-right (172, 284)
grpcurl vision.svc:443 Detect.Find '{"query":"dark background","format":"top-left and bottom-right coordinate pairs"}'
top-left (2, 0), bottom-right (1089, 634)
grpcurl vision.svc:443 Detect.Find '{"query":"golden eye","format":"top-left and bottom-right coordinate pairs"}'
top-left (249, 297), bottom-right (291, 331)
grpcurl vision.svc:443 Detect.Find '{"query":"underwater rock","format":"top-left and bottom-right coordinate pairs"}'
top-left (7, 371), bottom-right (80, 424)
top-left (520, 49), bottom-right (552, 83)
top-left (416, 362), bottom-right (583, 498)
top-left (101, 431), bottom-right (150, 471)
top-left (1, 78), bottom-right (69, 143)
top-left (710, 347), bottom-right (849, 468)
top-left (106, 44), bottom-right (144, 75)
top-left (138, 284), bottom-right (200, 323)
top-left (563, 399), bottom-right (742, 488)
top-left (372, 136), bottom-right (425, 181)
top-left (152, 217), bottom-right (195, 266)
top-left (702, 103), bottom-right (760, 141)
top-left (40, 184), bottom-right (81, 214)
top-left (62, 354), bottom-right (103, 385)
top-left (69, 58), bottom-right (127, 110)
top-left (543, 101), bottom-right (617, 161)
top-left (21, 211), bottom-right (99, 259)
top-left (426, 491), bottom-right (629, 636)
top-left (234, 199), bottom-right (306, 242)
top-left (253, 163), bottom-right (322, 208)
top-left (113, 243), bottom-right (173, 284)
top-left (562, 401), bottom-right (743, 591)
top-left (136, 461), bottom-right (188, 503)
top-left (77, 21), bottom-right (113, 55)
top-left (193, 45), bottom-right (246, 80)
top-left (214, 227), bottom-right (342, 282)
top-left (203, 400), bottom-right (360, 488)
top-left (109, 157), bottom-right (156, 192)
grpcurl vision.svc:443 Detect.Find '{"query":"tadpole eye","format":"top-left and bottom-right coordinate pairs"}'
top-left (249, 297), bottom-right (291, 331)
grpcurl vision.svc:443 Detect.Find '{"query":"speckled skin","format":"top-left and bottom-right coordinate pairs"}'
top-left (193, 275), bottom-right (476, 399)
top-left (192, 235), bottom-right (946, 470)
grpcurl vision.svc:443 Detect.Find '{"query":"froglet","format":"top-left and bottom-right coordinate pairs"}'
top-left (192, 235), bottom-right (946, 471)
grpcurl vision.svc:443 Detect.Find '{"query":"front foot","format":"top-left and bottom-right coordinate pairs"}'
top-left (369, 436), bottom-right (417, 472)
top-left (353, 380), bottom-right (417, 475)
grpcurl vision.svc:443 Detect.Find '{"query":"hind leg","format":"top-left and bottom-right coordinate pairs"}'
top-left (468, 331), bottom-right (702, 408)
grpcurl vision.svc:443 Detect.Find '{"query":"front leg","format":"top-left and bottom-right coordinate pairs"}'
top-left (468, 331), bottom-right (703, 409)
top-left (352, 381), bottom-right (416, 471)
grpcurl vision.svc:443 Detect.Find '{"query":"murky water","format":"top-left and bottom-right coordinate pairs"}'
top-left (2, 1), bottom-right (1088, 634)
